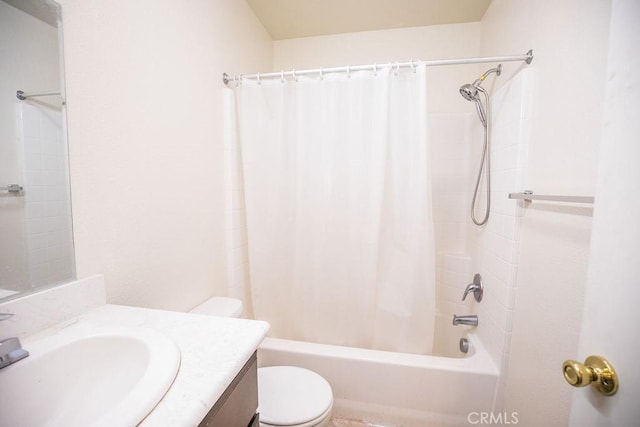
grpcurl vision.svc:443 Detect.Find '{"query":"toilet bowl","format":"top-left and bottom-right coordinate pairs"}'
top-left (188, 297), bottom-right (334, 427)
top-left (258, 366), bottom-right (333, 427)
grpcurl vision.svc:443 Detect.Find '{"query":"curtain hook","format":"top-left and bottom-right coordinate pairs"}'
top-left (281, 70), bottom-right (285, 83)
top-left (373, 63), bottom-right (377, 76)
top-left (257, 72), bottom-right (261, 85)
top-left (319, 67), bottom-right (324, 80)
top-left (239, 74), bottom-right (243, 86)
top-left (394, 62), bottom-right (399, 76)
top-left (293, 69), bottom-right (298, 82)
top-left (411, 60), bottom-right (416, 73)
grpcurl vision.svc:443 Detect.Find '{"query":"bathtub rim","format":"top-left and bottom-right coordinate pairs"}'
top-left (258, 332), bottom-right (498, 376)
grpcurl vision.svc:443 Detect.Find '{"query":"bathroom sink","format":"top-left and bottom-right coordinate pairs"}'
top-left (0, 324), bottom-right (181, 427)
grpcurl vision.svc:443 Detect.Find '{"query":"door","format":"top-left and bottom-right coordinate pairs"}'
top-left (568, 0), bottom-right (640, 424)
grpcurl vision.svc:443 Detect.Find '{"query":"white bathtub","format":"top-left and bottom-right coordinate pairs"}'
top-left (257, 316), bottom-right (499, 426)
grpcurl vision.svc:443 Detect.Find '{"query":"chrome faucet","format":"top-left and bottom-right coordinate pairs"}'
top-left (462, 273), bottom-right (484, 302)
top-left (452, 314), bottom-right (478, 327)
top-left (0, 313), bottom-right (29, 369)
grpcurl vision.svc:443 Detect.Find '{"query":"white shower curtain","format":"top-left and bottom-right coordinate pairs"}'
top-left (232, 65), bottom-right (436, 354)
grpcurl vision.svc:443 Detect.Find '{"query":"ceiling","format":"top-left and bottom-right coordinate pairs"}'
top-left (246, 0), bottom-right (493, 40)
top-left (2, 0), bottom-right (58, 27)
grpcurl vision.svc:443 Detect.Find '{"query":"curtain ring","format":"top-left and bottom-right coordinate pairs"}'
top-left (239, 74), bottom-right (243, 86)
top-left (293, 69), bottom-right (298, 82)
top-left (281, 70), bottom-right (285, 83)
top-left (319, 67), bottom-right (324, 80)
top-left (410, 60), bottom-right (417, 73)
top-left (394, 62), bottom-right (399, 76)
top-left (347, 65), bottom-right (351, 78)
top-left (373, 63), bottom-right (377, 76)
top-left (257, 72), bottom-right (261, 85)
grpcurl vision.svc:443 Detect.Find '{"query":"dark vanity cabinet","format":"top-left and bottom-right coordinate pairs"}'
top-left (198, 352), bottom-right (259, 427)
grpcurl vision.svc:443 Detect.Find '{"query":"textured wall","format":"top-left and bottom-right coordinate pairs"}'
top-left (58, 0), bottom-right (272, 310)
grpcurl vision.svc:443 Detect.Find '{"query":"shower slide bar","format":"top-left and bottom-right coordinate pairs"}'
top-left (222, 49), bottom-right (534, 85)
top-left (16, 90), bottom-right (61, 100)
top-left (509, 191), bottom-right (595, 204)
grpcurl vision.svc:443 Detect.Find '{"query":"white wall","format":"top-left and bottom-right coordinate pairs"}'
top-left (481, 0), bottom-right (612, 424)
top-left (57, 0), bottom-right (272, 310)
top-left (274, 24), bottom-right (482, 113)
top-left (0, 2), bottom-right (61, 292)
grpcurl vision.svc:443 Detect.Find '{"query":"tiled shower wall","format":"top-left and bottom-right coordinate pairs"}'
top-left (468, 70), bottom-right (532, 405)
top-left (432, 70), bottom-right (531, 370)
top-left (430, 68), bottom-right (531, 364)
top-left (20, 103), bottom-right (74, 288)
top-left (428, 113), bottom-right (473, 318)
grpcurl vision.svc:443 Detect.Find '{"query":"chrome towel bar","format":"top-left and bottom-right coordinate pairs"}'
top-left (509, 191), bottom-right (594, 204)
top-left (16, 90), bottom-right (61, 100)
top-left (1, 185), bottom-right (23, 195)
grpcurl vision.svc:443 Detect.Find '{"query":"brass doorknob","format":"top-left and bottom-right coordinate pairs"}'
top-left (562, 355), bottom-right (618, 396)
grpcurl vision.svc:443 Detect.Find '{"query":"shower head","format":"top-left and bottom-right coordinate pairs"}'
top-left (460, 83), bottom-right (480, 101)
top-left (459, 64), bottom-right (502, 101)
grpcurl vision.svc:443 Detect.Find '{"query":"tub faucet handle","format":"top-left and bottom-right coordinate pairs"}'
top-left (462, 273), bottom-right (483, 302)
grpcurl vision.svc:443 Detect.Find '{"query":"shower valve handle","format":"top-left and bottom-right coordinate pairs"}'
top-left (462, 273), bottom-right (483, 302)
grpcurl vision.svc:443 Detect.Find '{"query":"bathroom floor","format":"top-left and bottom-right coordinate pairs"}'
top-left (332, 417), bottom-right (388, 427)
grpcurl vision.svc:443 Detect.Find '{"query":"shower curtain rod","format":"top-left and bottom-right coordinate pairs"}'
top-left (222, 49), bottom-right (533, 85)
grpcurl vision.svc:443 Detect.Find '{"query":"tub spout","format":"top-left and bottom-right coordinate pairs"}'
top-left (0, 337), bottom-right (29, 369)
top-left (453, 314), bottom-right (478, 327)
top-left (0, 313), bottom-right (29, 369)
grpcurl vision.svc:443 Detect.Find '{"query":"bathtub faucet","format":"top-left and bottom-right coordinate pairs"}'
top-left (452, 314), bottom-right (478, 327)
top-left (462, 273), bottom-right (483, 302)
top-left (0, 313), bottom-right (29, 370)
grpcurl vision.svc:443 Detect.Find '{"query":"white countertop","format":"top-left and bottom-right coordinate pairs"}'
top-left (24, 304), bottom-right (270, 426)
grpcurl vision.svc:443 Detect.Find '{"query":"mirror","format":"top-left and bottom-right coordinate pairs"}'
top-left (0, 0), bottom-right (74, 302)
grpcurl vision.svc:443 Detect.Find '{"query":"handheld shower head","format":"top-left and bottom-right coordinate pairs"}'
top-left (460, 65), bottom-right (502, 227)
top-left (459, 64), bottom-right (502, 101)
top-left (459, 83), bottom-right (479, 101)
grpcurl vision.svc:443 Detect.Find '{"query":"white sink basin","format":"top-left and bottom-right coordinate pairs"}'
top-left (0, 324), bottom-right (181, 427)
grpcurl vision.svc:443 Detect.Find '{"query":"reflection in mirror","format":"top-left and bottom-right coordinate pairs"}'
top-left (0, 0), bottom-right (75, 302)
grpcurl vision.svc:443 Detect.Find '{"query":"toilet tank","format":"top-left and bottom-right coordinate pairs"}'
top-left (189, 297), bottom-right (243, 318)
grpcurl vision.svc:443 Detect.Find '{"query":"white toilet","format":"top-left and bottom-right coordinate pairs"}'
top-left (258, 365), bottom-right (333, 427)
top-left (189, 297), bottom-right (334, 427)
top-left (190, 296), bottom-right (244, 318)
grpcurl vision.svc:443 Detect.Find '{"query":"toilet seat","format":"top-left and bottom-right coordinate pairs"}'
top-left (258, 366), bottom-right (333, 427)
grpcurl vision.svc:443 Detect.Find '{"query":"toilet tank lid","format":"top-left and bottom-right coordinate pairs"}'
top-left (258, 366), bottom-right (333, 426)
top-left (189, 297), bottom-right (243, 318)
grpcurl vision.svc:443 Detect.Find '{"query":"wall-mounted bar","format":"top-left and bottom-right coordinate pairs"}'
top-left (0, 184), bottom-right (23, 195)
top-left (16, 90), bottom-right (61, 100)
top-left (509, 191), bottom-right (594, 204)
top-left (223, 49), bottom-right (534, 85)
